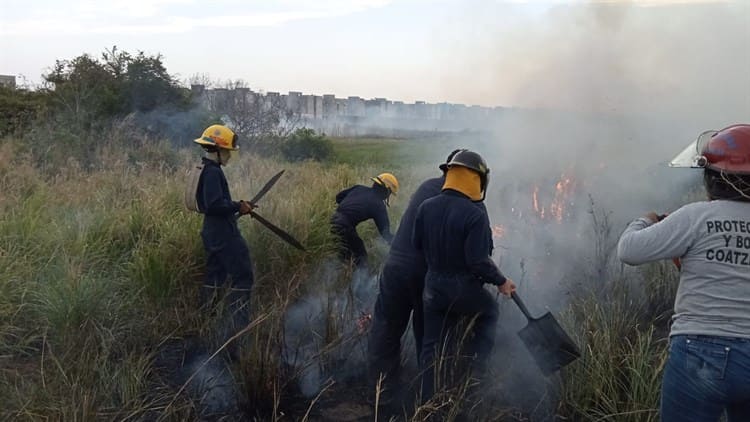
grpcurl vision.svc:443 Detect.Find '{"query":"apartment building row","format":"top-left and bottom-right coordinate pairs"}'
top-left (190, 84), bottom-right (503, 123)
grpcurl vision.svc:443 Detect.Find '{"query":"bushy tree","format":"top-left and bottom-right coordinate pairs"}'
top-left (44, 53), bottom-right (123, 128)
top-left (124, 52), bottom-right (187, 112)
top-left (42, 47), bottom-right (190, 130)
top-left (280, 128), bottom-right (333, 162)
top-left (0, 86), bottom-right (48, 136)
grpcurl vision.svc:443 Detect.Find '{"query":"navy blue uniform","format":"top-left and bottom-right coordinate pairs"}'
top-left (367, 177), bottom-right (442, 391)
top-left (368, 178), bottom-right (490, 392)
top-left (412, 189), bottom-right (505, 401)
top-left (197, 158), bottom-right (254, 337)
top-left (330, 184), bottom-right (393, 267)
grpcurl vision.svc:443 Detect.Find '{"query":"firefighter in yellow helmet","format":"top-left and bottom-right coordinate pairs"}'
top-left (193, 125), bottom-right (255, 344)
top-left (330, 173), bottom-right (398, 268)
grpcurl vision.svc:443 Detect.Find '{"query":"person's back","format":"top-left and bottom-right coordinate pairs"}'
top-left (619, 200), bottom-right (750, 338)
top-left (334, 185), bottom-right (390, 231)
top-left (412, 150), bottom-right (514, 404)
top-left (387, 177), bottom-right (443, 265)
top-left (617, 124), bottom-right (750, 422)
top-left (415, 191), bottom-right (493, 276)
top-left (331, 174), bottom-right (398, 267)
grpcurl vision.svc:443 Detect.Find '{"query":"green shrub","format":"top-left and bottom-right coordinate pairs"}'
top-left (280, 128), bottom-right (333, 162)
top-left (0, 86), bottom-right (48, 136)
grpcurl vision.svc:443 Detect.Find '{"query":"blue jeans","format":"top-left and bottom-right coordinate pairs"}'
top-left (661, 335), bottom-right (750, 422)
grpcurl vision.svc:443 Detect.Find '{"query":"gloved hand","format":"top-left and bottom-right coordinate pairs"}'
top-left (239, 200), bottom-right (256, 215)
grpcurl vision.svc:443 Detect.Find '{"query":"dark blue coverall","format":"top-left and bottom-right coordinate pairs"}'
top-left (368, 178), bottom-right (489, 392)
top-left (412, 189), bottom-right (506, 401)
top-left (367, 177), bottom-right (443, 389)
top-left (330, 184), bottom-right (393, 267)
top-left (197, 157), bottom-right (254, 331)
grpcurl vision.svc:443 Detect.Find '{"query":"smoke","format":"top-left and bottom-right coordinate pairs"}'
top-left (369, 1), bottom-right (750, 415)
top-left (443, 0), bottom-right (750, 302)
top-left (282, 260), bottom-right (379, 398)
top-left (271, 1), bottom-right (749, 415)
top-left (440, 1), bottom-right (749, 122)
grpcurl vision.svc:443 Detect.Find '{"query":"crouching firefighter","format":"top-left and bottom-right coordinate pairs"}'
top-left (330, 173), bottom-right (398, 268)
top-left (187, 124), bottom-right (256, 345)
top-left (367, 149), bottom-right (479, 406)
top-left (413, 150), bottom-right (516, 403)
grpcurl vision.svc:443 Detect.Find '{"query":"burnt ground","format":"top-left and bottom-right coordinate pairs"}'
top-left (151, 319), bottom-right (563, 421)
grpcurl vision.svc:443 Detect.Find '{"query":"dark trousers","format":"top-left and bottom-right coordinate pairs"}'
top-left (367, 260), bottom-right (425, 389)
top-left (331, 221), bottom-right (367, 267)
top-left (419, 272), bottom-right (499, 402)
top-left (201, 229), bottom-right (254, 291)
top-left (200, 229), bottom-right (254, 347)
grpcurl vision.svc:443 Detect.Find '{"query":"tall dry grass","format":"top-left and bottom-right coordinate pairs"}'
top-left (0, 130), bottom-right (419, 420)
top-left (1, 130), bottom-right (682, 421)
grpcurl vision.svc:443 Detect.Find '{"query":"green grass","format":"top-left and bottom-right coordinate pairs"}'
top-left (331, 137), bottom-right (454, 170)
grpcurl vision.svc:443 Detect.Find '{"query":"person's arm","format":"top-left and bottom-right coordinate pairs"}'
top-left (617, 207), bottom-right (696, 265)
top-left (200, 168), bottom-right (240, 216)
top-left (373, 202), bottom-right (393, 243)
top-left (465, 211), bottom-right (506, 285)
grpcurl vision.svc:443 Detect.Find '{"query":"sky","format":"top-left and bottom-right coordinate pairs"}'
top-left (1, 0), bottom-right (748, 112)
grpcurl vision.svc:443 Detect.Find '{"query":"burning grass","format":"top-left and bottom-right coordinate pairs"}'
top-left (0, 133), bottom-right (682, 421)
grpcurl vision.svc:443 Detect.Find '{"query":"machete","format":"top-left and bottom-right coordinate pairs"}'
top-left (249, 170), bottom-right (285, 205)
top-left (238, 170), bottom-right (305, 251)
top-left (249, 211), bottom-right (306, 251)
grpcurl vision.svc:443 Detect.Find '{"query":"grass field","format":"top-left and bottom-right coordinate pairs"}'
top-left (331, 137), bottom-right (456, 169)
top-left (0, 132), bottom-right (677, 421)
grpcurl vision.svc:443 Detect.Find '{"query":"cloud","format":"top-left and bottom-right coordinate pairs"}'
top-left (0, 0), bottom-right (393, 36)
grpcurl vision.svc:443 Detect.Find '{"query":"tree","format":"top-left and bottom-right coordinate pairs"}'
top-left (125, 52), bottom-right (188, 112)
top-left (205, 79), bottom-right (302, 148)
top-left (43, 54), bottom-right (122, 128)
top-left (42, 47), bottom-right (189, 128)
top-left (280, 128), bottom-right (333, 162)
top-left (0, 86), bottom-right (48, 136)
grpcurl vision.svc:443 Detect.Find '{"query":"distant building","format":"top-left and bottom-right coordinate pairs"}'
top-left (194, 84), bottom-right (503, 136)
top-left (0, 75), bottom-right (16, 88)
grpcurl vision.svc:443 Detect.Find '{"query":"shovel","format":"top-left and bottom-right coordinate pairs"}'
top-left (512, 292), bottom-right (581, 375)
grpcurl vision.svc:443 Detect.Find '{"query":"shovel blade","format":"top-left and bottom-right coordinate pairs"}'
top-left (518, 312), bottom-right (581, 375)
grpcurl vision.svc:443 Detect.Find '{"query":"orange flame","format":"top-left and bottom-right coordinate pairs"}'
top-left (531, 174), bottom-right (575, 223)
top-left (550, 176), bottom-right (574, 222)
top-left (532, 186), bottom-right (544, 219)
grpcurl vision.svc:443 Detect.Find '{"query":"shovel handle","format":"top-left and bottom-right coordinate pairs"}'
top-left (511, 292), bottom-right (534, 320)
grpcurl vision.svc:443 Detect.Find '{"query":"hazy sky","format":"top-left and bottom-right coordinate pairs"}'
top-left (1, 0), bottom-right (748, 111)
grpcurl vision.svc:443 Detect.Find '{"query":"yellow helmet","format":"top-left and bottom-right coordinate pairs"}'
top-left (194, 125), bottom-right (238, 150)
top-left (371, 172), bottom-right (399, 195)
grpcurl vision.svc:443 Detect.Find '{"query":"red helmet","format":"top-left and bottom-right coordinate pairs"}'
top-left (670, 124), bottom-right (750, 175)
